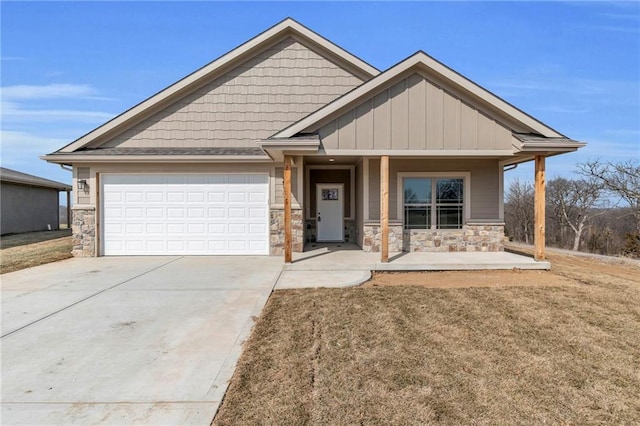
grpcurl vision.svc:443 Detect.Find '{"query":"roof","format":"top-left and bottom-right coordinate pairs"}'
top-left (0, 167), bottom-right (72, 191)
top-left (272, 51), bottom-right (565, 140)
top-left (52, 18), bottom-right (379, 155)
top-left (43, 147), bottom-right (271, 163)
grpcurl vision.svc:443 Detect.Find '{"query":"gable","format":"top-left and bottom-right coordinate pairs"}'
top-left (318, 72), bottom-right (513, 151)
top-left (94, 37), bottom-right (364, 149)
top-left (53, 18), bottom-right (379, 155)
top-left (273, 51), bottom-right (566, 146)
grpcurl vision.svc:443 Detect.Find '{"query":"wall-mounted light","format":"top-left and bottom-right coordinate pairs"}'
top-left (77, 179), bottom-right (88, 190)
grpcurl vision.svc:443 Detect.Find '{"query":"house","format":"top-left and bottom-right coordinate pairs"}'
top-left (0, 167), bottom-right (72, 235)
top-left (42, 18), bottom-right (584, 260)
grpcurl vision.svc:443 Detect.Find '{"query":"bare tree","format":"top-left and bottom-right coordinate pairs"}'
top-left (505, 179), bottom-right (534, 244)
top-left (547, 177), bottom-right (605, 251)
top-left (577, 160), bottom-right (640, 233)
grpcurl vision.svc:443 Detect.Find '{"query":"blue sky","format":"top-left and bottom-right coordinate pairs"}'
top-left (2, 1), bottom-right (639, 198)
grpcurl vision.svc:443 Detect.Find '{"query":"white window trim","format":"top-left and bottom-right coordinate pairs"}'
top-left (396, 172), bottom-right (471, 229)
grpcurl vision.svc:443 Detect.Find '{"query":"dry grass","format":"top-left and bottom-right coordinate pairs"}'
top-left (214, 251), bottom-right (640, 425)
top-left (1, 230), bottom-right (72, 274)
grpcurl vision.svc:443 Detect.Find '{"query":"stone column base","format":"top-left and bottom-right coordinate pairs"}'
top-left (71, 206), bottom-right (96, 257)
top-left (270, 208), bottom-right (304, 255)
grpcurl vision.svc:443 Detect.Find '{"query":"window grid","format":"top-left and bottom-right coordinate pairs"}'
top-left (403, 178), bottom-right (464, 230)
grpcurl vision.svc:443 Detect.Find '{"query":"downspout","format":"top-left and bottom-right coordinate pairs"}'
top-left (59, 164), bottom-right (72, 228)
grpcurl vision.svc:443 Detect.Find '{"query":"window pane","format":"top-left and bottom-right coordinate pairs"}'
top-left (404, 178), bottom-right (432, 204)
top-left (405, 206), bottom-right (431, 229)
top-left (437, 206), bottom-right (463, 229)
top-left (436, 179), bottom-right (463, 204)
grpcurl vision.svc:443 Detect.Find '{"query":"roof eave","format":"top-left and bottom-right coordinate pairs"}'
top-left (0, 176), bottom-right (71, 191)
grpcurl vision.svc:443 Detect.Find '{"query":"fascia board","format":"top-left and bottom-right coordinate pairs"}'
top-left (41, 155), bottom-right (272, 164)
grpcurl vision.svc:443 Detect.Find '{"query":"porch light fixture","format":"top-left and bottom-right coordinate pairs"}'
top-left (77, 179), bottom-right (88, 190)
top-left (328, 158), bottom-right (335, 162)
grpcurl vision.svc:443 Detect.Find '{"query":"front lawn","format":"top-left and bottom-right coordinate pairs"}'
top-left (1, 230), bottom-right (72, 274)
top-left (214, 252), bottom-right (640, 425)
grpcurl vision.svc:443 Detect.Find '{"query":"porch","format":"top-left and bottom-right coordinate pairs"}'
top-left (284, 243), bottom-right (550, 271)
top-left (281, 155), bottom-right (549, 266)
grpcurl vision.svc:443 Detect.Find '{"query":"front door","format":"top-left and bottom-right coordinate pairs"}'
top-left (316, 183), bottom-right (343, 242)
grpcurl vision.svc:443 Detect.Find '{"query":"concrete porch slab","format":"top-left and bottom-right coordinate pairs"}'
top-left (287, 244), bottom-right (550, 271)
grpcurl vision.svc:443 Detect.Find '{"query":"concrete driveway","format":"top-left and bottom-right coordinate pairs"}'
top-left (1, 256), bottom-right (282, 425)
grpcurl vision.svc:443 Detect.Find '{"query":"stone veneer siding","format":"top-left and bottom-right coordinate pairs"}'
top-left (270, 208), bottom-right (304, 255)
top-left (362, 223), bottom-right (403, 252)
top-left (362, 223), bottom-right (504, 252)
top-left (71, 206), bottom-right (96, 257)
top-left (305, 219), bottom-right (356, 244)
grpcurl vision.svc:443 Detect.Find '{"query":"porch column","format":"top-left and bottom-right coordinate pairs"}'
top-left (534, 155), bottom-right (546, 260)
top-left (284, 155), bottom-right (293, 263)
top-left (380, 155), bottom-right (389, 263)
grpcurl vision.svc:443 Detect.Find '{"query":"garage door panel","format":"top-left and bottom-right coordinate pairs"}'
top-left (102, 174), bottom-right (269, 255)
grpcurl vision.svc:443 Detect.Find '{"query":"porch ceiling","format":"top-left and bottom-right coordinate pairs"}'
top-left (303, 156), bottom-right (361, 165)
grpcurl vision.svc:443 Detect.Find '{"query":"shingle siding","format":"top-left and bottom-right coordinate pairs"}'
top-left (104, 37), bottom-right (363, 148)
top-left (319, 73), bottom-right (513, 151)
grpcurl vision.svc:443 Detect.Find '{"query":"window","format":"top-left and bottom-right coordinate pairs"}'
top-left (403, 177), bottom-right (464, 230)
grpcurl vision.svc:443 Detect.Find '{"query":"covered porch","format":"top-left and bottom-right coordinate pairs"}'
top-left (280, 154), bottom-right (550, 267)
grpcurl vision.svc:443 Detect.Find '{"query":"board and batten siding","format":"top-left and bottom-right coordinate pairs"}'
top-left (367, 159), bottom-right (500, 221)
top-left (101, 37), bottom-right (363, 149)
top-left (319, 73), bottom-right (513, 151)
top-left (76, 167), bottom-right (91, 204)
top-left (274, 166), bottom-right (300, 206)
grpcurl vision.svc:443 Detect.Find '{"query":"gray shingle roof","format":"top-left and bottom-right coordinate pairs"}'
top-left (0, 167), bottom-right (72, 191)
top-left (61, 147), bottom-right (267, 156)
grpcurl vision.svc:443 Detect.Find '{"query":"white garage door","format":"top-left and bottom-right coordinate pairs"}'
top-left (101, 174), bottom-right (269, 255)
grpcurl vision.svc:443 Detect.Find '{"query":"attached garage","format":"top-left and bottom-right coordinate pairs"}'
top-left (101, 173), bottom-right (269, 255)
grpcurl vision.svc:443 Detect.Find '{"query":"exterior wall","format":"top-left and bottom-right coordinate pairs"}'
top-left (270, 208), bottom-right (304, 255)
top-left (274, 166), bottom-right (301, 206)
top-left (76, 167), bottom-right (90, 204)
top-left (362, 222), bottom-right (504, 252)
top-left (0, 182), bottom-right (60, 235)
top-left (71, 206), bottom-right (96, 257)
top-left (367, 158), bottom-right (500, 221)
top-left (319, 73), bottom-right (512, 151)
top-left (102, 37), bottom-right (363, 149)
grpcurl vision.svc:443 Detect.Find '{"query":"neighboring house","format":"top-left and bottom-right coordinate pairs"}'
top-left (42, 18), bottom-right (584, 260)
top-left (0, 167), bottom-right (72, 235)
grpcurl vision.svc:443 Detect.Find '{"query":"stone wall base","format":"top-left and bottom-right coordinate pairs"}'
top-left (362, 223), bottom-right (504, 252)
top-left (362, 223), bottom-right (403, 252)
top-left (270, 209), bottom-right (304, 255)
top-left (305, 219), bottom-right (356, 244)
top-left (71, 206), bottom-right (96, 257)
